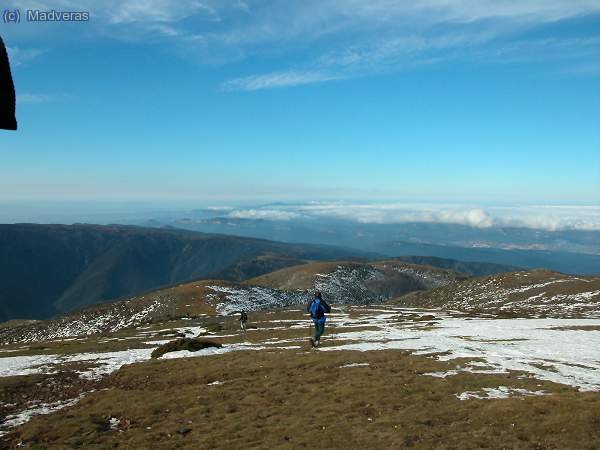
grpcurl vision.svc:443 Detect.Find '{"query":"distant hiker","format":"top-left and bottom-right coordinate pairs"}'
top-left (239, 311), bottom-right (248, 330)
top-left (307, 291), bottom-right (330, 347)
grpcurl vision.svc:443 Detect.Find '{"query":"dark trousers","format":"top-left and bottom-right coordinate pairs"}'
top-left (313, 320), bottom-right (325, 341)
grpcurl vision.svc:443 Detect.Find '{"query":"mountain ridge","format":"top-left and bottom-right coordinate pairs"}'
top-left (392, 269), bottom-right (600, 317)
top-left (0, 259), bottom-right (468, 344)
top-left (0, 223), bottom-right (374, 322)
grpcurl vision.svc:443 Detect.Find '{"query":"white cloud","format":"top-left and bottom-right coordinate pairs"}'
top-left (336, 0), bottom-right (600, 24)
top-left (215, 1), bottom-right (600, 89)
top-left (6, 47), bottom-right (44, 67)
top-left (291, 203), bottom-right (498, 227)
top-left (8, 1), bottom-right (600, 48)
top-left (225, 202), bottom-right (600, 230)
top-left (5, 0), bottom-right (215, 25)
top-left (5, 0), bottom-right (600, 86)
top-left (14, 0), bottom-right (599, 29)
top-left (228, 208), bottom-right (301, 221)
top-left (104, 0), bottom-right (216, 25)
top-left (16, 93), bottom-right (70, 104)
top-left (206, 206), bottom-right (234, 211)
top-left (16, 93), bottom-right (52, 104)
top-left (560, 60), bottom-right (600, 77)
top-left (222, 70), bottom-right (343, 91)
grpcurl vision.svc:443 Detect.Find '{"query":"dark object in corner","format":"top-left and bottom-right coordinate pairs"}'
top-left (0, 36), bottom-right (17, 131)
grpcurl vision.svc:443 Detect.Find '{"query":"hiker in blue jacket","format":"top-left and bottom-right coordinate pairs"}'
top-left (307, 291), bottom-right (331, 347)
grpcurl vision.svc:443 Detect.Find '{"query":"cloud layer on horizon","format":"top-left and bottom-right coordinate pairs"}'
top-left (223, 202), bottom-right (600, 231)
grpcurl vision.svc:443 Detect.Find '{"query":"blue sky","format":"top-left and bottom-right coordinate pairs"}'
top-left (1, 0), bottom-right (599, 207)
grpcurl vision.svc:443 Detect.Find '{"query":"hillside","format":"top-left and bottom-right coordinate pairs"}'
top-left (390, 255), bottom-right (521, 276)
top-left (0, 224), bottom-right (372, 322)
top-left (393, 269), bottom-right (600, 317)
top-left (0, 260), bottom-right (465, 344)
top-left (248, 260), bottom-right (467, 299)
top-left (1, 275), bottom-right (600, 447)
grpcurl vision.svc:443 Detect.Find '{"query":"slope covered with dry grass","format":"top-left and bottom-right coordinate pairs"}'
top-left (3, 343), bottom-right (600, 449)
top-left (2, 266), bottom-right (600, 448)
top-left (2, 303), bottom-right (600, 448)
top-left (393, 269), bottom-right (600, 317)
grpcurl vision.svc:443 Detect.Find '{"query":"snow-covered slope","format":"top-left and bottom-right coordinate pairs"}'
top-left (208, 262), bottom-right (466, 314)
top-left (249, 261), bottom-right (466, 302)
top-left (205, 285), bottom-right (306, 315)
top-left (0, 296), bottom-right (173, 344)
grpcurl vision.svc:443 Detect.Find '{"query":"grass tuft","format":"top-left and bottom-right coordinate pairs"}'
top-left (150, 338), bottom-right (222, 359)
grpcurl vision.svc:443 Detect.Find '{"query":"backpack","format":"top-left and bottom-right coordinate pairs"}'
top-left (309, 300), bottom-right (330, 319)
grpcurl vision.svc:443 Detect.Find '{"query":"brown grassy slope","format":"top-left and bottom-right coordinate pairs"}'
top-left (141, 280), bottom-right (226, 317)
top-left (246, 261), bottom-right (344, 290)
top-left (0, 280), bottom-right (235, 344)
top-left (3, 348), bottom-right (600, 449)
top-left (99, 280), bottom-right (226, 319)
top-left (247, 260), bottom-right (466, 291)
top-left (392, 269), bottom-right (600, 317)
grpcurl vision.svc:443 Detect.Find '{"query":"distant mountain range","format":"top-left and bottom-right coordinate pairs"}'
top-left (156, 217), bottom-right (600, 275)
top-left (380, 240), bottom-right (600, 276)
top-left (0, 224), bottom-right (374, 322)
top-left (2, 258), bottom-right (598, 345)
top-left (0, 223), bottom-right (585, 324)
top-left (0, 259), bottom-right (470, 343)
top-left (389, 255), bottom-right (520, 277)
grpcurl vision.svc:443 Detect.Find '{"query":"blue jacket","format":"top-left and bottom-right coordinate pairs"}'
top-left (307, 298), bottom-right (330, 323)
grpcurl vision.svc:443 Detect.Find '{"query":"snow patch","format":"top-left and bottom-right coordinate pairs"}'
top-left (339, 363), bottom-right (370, 368)
top-left (206, 285), bottom-right (305, 315)
top-left (321, 309), bottom-right (600, 391)
top-left (0, 393), bottom-right (87, 436)
top-left (109, 417), bottom-right (120, 430)
top-left (456, 386), bottom-right (548, 400)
